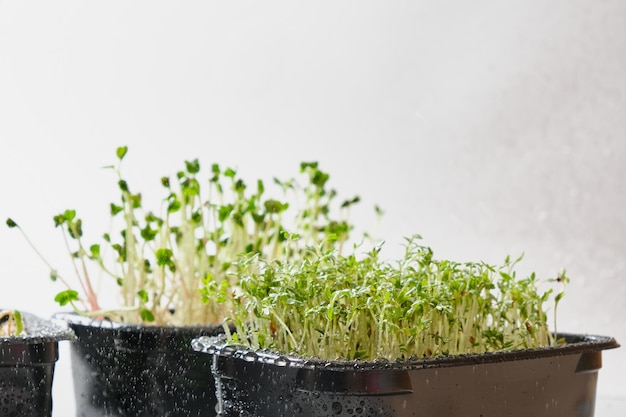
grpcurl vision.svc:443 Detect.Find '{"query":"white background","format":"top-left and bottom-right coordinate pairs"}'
top-left (1, 1), bottom-right (624, 415)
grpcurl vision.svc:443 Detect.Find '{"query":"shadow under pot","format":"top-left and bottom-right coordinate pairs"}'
top-left (193, 333), bottom-right (619, 417)
top-left (53, 312), bottom-right (225, 417)
top-left (0, 310), bottom-right (74, 417)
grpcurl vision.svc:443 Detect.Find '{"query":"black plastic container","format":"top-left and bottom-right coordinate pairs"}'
top-left (54, 313), bottom-right (225, 417)
top-left (0, 311), bottom-right (74, 417)
top-left (193, 333), bottom-right (619, 417)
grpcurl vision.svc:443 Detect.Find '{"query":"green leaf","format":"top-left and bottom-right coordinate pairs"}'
top-left (167, 193), bottom-right (181, 213)
top-left (140, 225), bottom-right (158, 241)
top-left (110, 203), bottom-right (123, 216)
top-left (143, 259), bottom-right (152, 273)
top-left (54, 290), bottom-right (79, 307)
top-left (264, 199), bottom-right (286, 214)
top-left (67, 218), bottom-right (83, 239)
top-left (341, 196), bottom-right (361, 208)
top-left (111, 243), bottom-right (125, 261)
top-left (182, 178), bottom-right (200, 198)
top-left (116, 146), bottom-right (128, 160)
top-left (118, 179), bottom-right (129, 192)
top-left (5, 218), bottom-right (17, 228)
top-left (54, 209), bottom-right (76, 227)
top-left (234, 179), bottom-right (246, 193)
top-left (89, 244), bottom-right (101, 258)
top-left (300, 161), bottom-right (319, 171)
top-left (53, 214), bottom-right (65, 227)
top-left (232, 212), bottom-right (244, 227)
top-left (326, 305), bottom-right (334, 320)
top-left (218, 205), bottom-right (233, 222)
top-left (137, 290), bottom-right (149, 303)
top-left (251, 212), bottom-right (265, 224)
top-left (12, 310), bottom-right (23, 335)
top-left (224, 167), bottom-right (236, 178)
top-left (191, 211), bottom-right (203, 224)
top-left (555, 291), bottom-right (565, 303)
top-left (156, 248), bottom-right (174, 267)
top-left (185, 159), bottom-right (201, 174)
top-left (311, 170), bottom-right (329, 188)
top-left (140, 309), bottom-right (155, 323)
top-left (64, 210), bottom-right (76, 221)
top-left (129, 193), bottom-right (142, 209)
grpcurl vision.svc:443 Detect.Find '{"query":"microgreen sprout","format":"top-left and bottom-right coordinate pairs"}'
top-left (7, 148), bottom-right (364, 326)
top-left (0, 310), bottom-right (24, 337)
top-left (212, 236), bottom-right (567, 361)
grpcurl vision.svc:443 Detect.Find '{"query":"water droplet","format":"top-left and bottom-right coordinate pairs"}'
top-left (275, 356), bottom-right (290, 366)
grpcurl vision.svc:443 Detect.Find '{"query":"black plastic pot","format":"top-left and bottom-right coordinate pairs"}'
top-left (53, 313), bottom-right (226, 417)
top-left (193, 333), bottom-right (619, 417)
top-left (0, 310), bottom-right (74, 417)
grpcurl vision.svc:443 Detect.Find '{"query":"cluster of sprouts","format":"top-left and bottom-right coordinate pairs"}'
top-left (210, 236), bottom-right (568, 360)
top-left (0, 310), bottom-right (23, 337)
top-left (7, 147), bottom-right (362, 326)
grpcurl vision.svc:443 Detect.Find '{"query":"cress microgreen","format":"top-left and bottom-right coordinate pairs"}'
top-left (7, 147), bottom-right (364, 326)
top-left (210, 235), bottom-right (568, 361)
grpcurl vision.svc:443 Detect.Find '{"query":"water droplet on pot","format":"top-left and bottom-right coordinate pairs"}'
top-left (275, 356), bottom-right (290, 366)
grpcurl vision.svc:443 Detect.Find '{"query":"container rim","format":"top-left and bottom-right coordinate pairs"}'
top-left (1, 311), bottom-right (75, 346)
top-left (52, 311), bottom-right (224, 335)
top-left (193, 333), bottom-right (620, 371)
top-left (52, 311), bottom-right (227, 352)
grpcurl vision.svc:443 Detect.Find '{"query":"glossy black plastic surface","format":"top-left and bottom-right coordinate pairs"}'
top-left (194, 333), bottom-right (619, 417)
top-left (1, 311), bottom-right (74, 417)
top-left (54, 313), bottom-right (224, 417)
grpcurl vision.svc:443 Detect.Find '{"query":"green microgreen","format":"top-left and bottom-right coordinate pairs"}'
top-left (211, 236), bottom-right (567, 361)
top-left (7, 147), bottom-right (364, 326)
top-left (0, 310), bottom-right (24, 337)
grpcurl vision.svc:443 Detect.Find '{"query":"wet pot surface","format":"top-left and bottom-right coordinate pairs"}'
top-left (194, 333), bottom-right (619, 417)
top-left (0, 358), bottom-right (56, 417)
top-left (1, 311), bottom-right (74, 417)
top-left (55, 313), bottom-right (224, 417)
